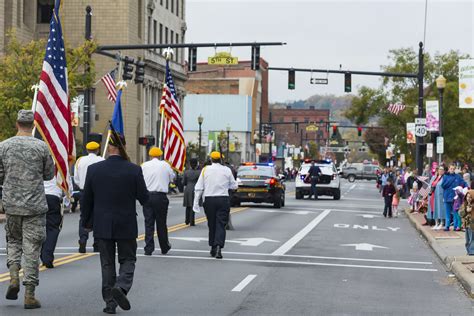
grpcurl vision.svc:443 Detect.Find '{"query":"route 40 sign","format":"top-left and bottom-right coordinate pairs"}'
top-left (414, 118), bottom-right (427, 137)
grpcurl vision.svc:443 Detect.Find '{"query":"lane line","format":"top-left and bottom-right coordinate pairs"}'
top-left (289, 207), bottom-right (381, 214)
top-left (0, 249), bottom-right (433, 265)
top-left (231, 274), bottom-right (257, 292)
top-left (137, 254), bottom-right (438, 272)
top-left (272, 209), bottom-right (331, 256)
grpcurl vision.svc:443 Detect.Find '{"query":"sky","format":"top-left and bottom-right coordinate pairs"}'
top-left (186, 0), bottom-right (473, 103)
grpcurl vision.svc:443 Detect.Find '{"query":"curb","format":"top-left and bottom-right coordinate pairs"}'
top-left (406, 210), bottom-right (474, 297)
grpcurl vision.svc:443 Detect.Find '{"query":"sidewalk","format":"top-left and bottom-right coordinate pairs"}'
top-left (406, 209), bottom-right (474, 297)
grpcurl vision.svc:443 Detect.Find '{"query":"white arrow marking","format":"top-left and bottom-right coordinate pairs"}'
top-left (357, 214), bottom-right (382, 219)
top-left (340, 243), bottom-right (388, 251)
top-left (169, 237), bottom-right (208, 243)
top-left (231, 238), bottom-right (279, 246)
top-left (252, 209), bottom-right (312, 215)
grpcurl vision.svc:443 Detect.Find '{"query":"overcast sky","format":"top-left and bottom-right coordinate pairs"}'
top-left (186, 0), bottom-right (473, 103)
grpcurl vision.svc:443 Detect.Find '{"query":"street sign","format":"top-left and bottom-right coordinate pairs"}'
top-left (414, 124), bottom-right (427, 137)
top-left (325, 147), bottom-right (345, 153)
top-left (415, 118), bottom-right (426, 125)
top-left (426, 143), bottom-right (433, 158)
top-left (436, 136), bottom-right (444, 154)
top-left (310, 78), bottom-right (328, 85)
top-left (208, 52), bottom-right (238, 65)
top-left (305, 124), bottom-right (318, 132)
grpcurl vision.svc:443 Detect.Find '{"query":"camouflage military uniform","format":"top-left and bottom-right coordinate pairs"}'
top-left (0, 135), bottom-right (54, 286)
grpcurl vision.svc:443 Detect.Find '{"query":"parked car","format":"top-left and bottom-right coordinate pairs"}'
top-left (341, 163), bottom-right (381, 182)
top-left (295, 160), bottom-right (341, 200)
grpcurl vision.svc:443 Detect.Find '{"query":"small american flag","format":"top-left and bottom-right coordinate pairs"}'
top-left (160, 61), bottom-right (186, 172)
top-left (100, 70), bottom-right (117, 103)
top-left (387, 103), bottom-right (406, 115)
top-left (417, 176), bottom-right (430, 199)
top-left (34, 0), bottom-right (73, 195)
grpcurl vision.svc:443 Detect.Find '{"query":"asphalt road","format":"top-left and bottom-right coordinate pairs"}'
top-left (0, 180), bottom-right (473, 315)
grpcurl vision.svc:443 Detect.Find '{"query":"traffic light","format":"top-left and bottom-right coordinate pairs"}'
top-left (288, 69), bottom-right (295, 90)
top-left (122, 56), bottom-right (134, 81)
top-left (344, 72), bottom-right (351, 93)
top-left (188, 47), bottom-right (197, 72)
top-left (251, 46), bottom-right (260, 71)
top-left (134, 60), bottom-right (145, 84)
top-left (357, 126), bottom-right (362, 137)
top-left (332, 125), bottom-right (337, 138)
top-left (294, 123), bottom-right (299, 133)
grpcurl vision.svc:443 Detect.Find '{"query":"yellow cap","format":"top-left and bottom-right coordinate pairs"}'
top-left (149, 147), bottom-right (163, 157)
top-left (86, 141), bottom-right (100, 151)
top-left (210, 151), bottom-right (221, 159)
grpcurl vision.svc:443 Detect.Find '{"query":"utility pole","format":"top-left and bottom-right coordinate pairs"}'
top-left (83, 6), bottom-right (92, 151)
top-left (416, 42), bottom-right (425, 174)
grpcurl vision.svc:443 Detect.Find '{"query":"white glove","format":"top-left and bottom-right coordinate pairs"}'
top-left (63, 197), bottom-right (71, 208)
top-left (192, 204), bottom-right (202, 213)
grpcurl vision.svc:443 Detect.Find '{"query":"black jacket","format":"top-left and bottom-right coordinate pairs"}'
top-left (81, 155), bottom-right (149, 239)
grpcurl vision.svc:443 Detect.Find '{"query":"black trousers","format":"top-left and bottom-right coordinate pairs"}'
top-left (384, 196), bottom-right (393, 217)
top-left (78, 190), bottom-right (96, 246)
top-left (143, 193), bottom-right (170, 253)
top-left (97, 239), bottom-right (137, 307)
top-left (204, 196), bottom-right (230, 248)
top-left (185, 206), bottom-right (195, 225)
top-left (41, 195), bottom-right (62, 264)
top-left (309, 177), bottom-right (318, 199)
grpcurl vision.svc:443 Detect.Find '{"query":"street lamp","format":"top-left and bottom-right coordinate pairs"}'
top-left (226, 125), bottom-right (231, 164)
top-left (198, 115), bottom-right (204, 163)
top-left (435, 75), bottom-right (446, 164)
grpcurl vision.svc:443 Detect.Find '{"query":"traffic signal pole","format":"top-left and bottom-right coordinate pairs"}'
top-left (83, 6), bottom-right (92, 151)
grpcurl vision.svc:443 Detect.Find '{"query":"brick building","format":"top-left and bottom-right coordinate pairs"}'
top-left (269, 106), bottom-right (330, 147)
top-left (0, 0), bottom-right (187, 163)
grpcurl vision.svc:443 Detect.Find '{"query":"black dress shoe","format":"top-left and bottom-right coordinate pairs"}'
top-left (93, 244), bottom-right (99, 253)
top-left (111, 287), bottom-right (130, 311)
top-left (210, 247), bottom-right (217, 257)
top-left (161, 244), bottom-right (171, 255)
top-left (215, 246), bottom-right (223, 259)
top-left (103, 305), bottom-right (116, 314)
top-left (43, 262), bottom-right (54, 269)
top-left (190, 222), bottom-right (196, 226)
top-left (78, 241), bottom-right (86, 254)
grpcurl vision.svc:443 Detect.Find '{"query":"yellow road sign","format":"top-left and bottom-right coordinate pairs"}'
top-left (306, 124), bottom-right (318, 132)
top-left (208, 52), bottom-right (238, 65)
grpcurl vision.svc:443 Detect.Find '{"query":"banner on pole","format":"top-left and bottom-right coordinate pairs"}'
top-left (459, 59), bottom-right (474, 109)
top-left (425, 100), bottom-right (439, 132)
top-left (406, 123), bottom-right (416, 144)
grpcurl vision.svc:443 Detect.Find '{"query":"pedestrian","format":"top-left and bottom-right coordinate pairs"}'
top-left (40, 176), bottom-right (65, 269)
top-left (73, 141), bottom-right (104, 253)
top-left (382, 178), bottom-right (396, 218)
top-left (81, 133), bottom-right (149, 314)
top-left (183, 158), bottom-right (201, 226)
top-left (193, 151), bottom-right (238, 259)
top-left (442, 163), bottom-right (467, 231)
top-left (432, 166), bottom-right (447, 230)
top-left (392, 187), bottom-right (400, 217)
top-left (305, 161), bottom-right (321, 200)
top-left (460, 190), bottom-right (474, 255)
top-left (0, 110), bottom-right (55, 309)
top-left (141, 147), bottom-right (175, 255)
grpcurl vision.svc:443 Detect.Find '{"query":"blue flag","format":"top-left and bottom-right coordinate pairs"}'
top-left (111, 89), bottom-right (124, 134)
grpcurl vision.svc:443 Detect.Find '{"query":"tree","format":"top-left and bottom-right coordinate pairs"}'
top-left (0, 34), bottom-right (96, 140)
top-left (344, 48), bottom-right (474, 165)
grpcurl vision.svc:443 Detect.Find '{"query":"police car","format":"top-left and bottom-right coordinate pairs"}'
top-left (231, 163), bottom-right (286, 208)
top-left (295, 160), bottom-right (341, 200)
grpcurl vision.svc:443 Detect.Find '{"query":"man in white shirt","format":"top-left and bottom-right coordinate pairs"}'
top-left (40, 176), bottom-right (64, 269)
top-left (141, 147), bottom-right (175, 256)
top-left (73, 141), bottom-right (104, 253)
top-left (194, 151), bottom-right (238, 259)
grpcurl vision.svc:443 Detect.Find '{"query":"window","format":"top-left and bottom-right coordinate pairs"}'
top-left (159, 23), bottom-right (163, 53)
top-left (165, 27), bottom-right (168, 44)
top-left (161, 0), bottom-right (163, 5)
top-left (171, 30), bottom-right (174, 45)
top-left (153, 20), bottom-right (157, 51)
top-left (176, 0), bottom-right (179, 17)
top-left (166, 0), bottom-right (169, 9)
top-left (175, 33), bottom-right (179, 62)
top-left (147, 16), bottom-right (152, 44)
top-left (137, 0), bottom-right (142, 38)
top-left (37, 0), bottom-right (54, 24)
top-left (171, 0), bottom-right (174, 13)
top-left (304, 117), bottom-right (309, 123)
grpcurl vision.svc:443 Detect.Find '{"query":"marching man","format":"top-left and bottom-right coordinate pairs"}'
top-left (73, 141), bottom-right (104, 253)
top-left (193, 151), bottom-right (238, 259)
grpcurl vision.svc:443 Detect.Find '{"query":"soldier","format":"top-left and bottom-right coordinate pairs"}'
top-left (141, 147), bottom-right (175, 255)
top-left (81, 133), bottom-right (148, 314)
top-left (0, 110), bottom-right (55, 309)
top-left (73, 141), bottom-right (104, 253)
top-left (193, 151), bottom-right (238, 259)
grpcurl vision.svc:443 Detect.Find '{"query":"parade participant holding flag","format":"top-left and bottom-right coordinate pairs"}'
top-left (193, 151), bottom-right (238, 259)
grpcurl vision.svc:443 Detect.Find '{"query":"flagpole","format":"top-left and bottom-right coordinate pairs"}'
top-left (158, 48), bottom-right (173, 154)
top-left (31, 83), bottom-right (40, 135)
top-left (103, 81), bottom-right (126, 158)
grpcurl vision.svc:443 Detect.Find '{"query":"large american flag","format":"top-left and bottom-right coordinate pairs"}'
top-left (101, 70), bottom-right (117, 103)
top-left (387, 103), bottom-right (406, 115)
top-left (34, 0), bottom-right (73, 195)
top-left (160, 61), bottom-right (186, 172)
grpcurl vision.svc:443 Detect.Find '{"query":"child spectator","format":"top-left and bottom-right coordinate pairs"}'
top-left (382, 178), bottom-right (396, 218)
top-left (392, 187), bottom-right (400, 217)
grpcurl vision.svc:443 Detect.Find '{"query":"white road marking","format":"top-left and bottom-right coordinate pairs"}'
top-left (358, 214), bottom-right (382, 218)
top-left (342, 197), bottom-right (383, 202)
top-left (232, 274), bottom-right (257, 292)
top-left (290, 207), bottom-right (381, 214)
top-left (138, 254), bottom-right (438, 272)
top-left (341, 183), bottom-right (357, 198)
top-left (169, 237), bottom-right (279, 247)
top-left (272, 209), bottom-right (331, 256)
top-left (251, 209), bottom-right (312, 215)
top-left (340, 243), bottom-right (388, 251)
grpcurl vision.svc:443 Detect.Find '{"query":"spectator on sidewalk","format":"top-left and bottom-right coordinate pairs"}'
top-left (442, 164), bottom-right (468, 231)
top-left (460, 190), bottom-right (474, 255)
top-left (431, 166), bottom-right (447, 230)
